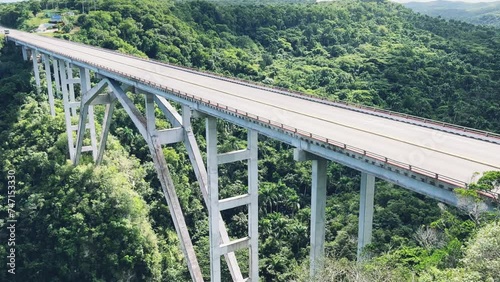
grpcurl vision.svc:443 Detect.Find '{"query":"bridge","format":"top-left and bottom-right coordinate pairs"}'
top-left (5, 29), bottom-right (500, 281)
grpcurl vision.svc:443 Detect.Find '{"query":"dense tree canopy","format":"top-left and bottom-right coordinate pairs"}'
top-left (0, 0), bottom-right (499, 281)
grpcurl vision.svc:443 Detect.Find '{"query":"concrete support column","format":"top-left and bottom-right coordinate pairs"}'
top-left (145, 93), bottom-right (156, 133)
top-left (21, 46), bottom-right (28, 61)
top-left (32, 49), bottom-right (41, 94)
top-left (59, 60), bottom-right (76, 162)
top-left (42, 54), bottom-right (56, 116)
top-left (79, 67), bottom-right (98, 161)
top-left (310, 158), bottom-right (327, 277)
top-left (179, 104), bottom-right (245, 281)
top-left (248, 129), bottom-right (259, 281)
top-left (294, 149), bottom-right (328, 278)
top-left (52, 58), bottom-right (62, 97)
top-left (357, 172), bottom-right (375, 261)
top-left (66, 62), bottom-right (77, 116)
top-left (206, 118), bottom-right (259, 282)
top-left (96, 100), bottom-right (117, 165)
top-left (206, 116), bottom-right (221, 282)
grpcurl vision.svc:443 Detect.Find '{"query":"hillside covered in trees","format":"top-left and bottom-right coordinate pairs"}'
top-left (0, 0), bottom-right (499, 281)
top-left (404, 0), bottom-right (500, 28)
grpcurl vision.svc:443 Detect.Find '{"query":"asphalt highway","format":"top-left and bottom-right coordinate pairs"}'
top-left (7, 30), bottom-right (500, 185)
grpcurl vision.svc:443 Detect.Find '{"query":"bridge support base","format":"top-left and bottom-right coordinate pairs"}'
top-left (357, 172), bottom-right (375, 261)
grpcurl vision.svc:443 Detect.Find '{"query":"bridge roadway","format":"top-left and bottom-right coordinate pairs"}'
top-left (7, 30), bottom-right (500, 188)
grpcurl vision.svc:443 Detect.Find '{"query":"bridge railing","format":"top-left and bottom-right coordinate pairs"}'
top-left (10, 36), bottom-right (498, 200)
top-left (21, 34), bottom-right (500, 143)
top-left (76, 57), bottom-right (500, 198)
top-left (133, 71), bottom-right (471, 190)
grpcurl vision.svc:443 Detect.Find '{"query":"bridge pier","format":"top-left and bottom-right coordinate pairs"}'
top-left (58, 61), bottom-right (77, 161)
top-left (310, 158), bottom-right (327, 277)
top-left (357, 172), bottom-right (375, 261)
top-left (41, 54), bottom-right (56, 116)
top-left (56, 61), bottom-right (99, 163)
top-left (73, 67), bottom-right (98, 164)
top-left (180, 105), bottom-right (246, 281)
top-left (154, 99), bottom-right (246, 281)
top-left (31, 49), bottom-right (41, 94)
top-left (52, 58), bottom-right (62, 97)
top-left (294, 149), bottom-right (328, 277)
top-left (294, 150), bottom-right (377, 269)
top-left (66, 62), bottom-right (77, 117)
top-left (207, 117), bottom-right (259, 282)
top-left (96, 94), bottom-right (117, 165)
top-left (72, 77), bottom-right (114, 165)
top-left (21, 46), bottom-right (28, 61)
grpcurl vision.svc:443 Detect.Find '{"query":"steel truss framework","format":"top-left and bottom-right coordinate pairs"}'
top-left (18, 43), bottom-right (495, 282)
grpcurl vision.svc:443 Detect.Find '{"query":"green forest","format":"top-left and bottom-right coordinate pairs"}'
top-left (0, 0), bottom-right (499, 281)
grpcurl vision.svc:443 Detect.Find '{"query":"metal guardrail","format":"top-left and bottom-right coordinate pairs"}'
top-left (36, 34), bottom-right (500, 143)
top-left (97, 62), bottom-right (471, 189)
top-left (8, 36), bottom-right (500, 199)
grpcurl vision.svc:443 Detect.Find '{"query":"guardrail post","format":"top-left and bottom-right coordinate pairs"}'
top-left (357, 172), bottom-right (375, 261)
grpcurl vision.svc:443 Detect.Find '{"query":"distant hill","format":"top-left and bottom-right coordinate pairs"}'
top-left (176, 0), bottom-right (315, 4)
top-left (403, 1), bottom-right (500, 27)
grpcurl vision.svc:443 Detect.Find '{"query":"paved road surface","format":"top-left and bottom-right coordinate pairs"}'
top-left (7, 30), bottom-right (500, 185)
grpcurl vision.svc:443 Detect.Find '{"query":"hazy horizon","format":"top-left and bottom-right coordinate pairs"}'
top-left (391, 0), bottom-right (500, 3)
